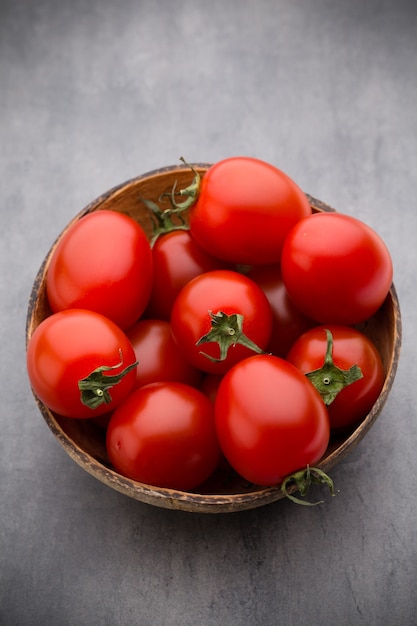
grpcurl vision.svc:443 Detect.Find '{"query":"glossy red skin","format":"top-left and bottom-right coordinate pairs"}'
top-left (106, 382), bottom-right (221, 490)
top-left (286, 325), bottom-right (385, 431)
top-left (46, 210), bottom-right (153, 330)
top-left (170, 270), bottom-right (273, 375)
top-left (281, 212), bottom-right (393, 325)
top-left (26, 309), bottom-right (137, 419)
top-left (145, 230), bottom-right (229, 320)
top-left (215, 354), bottom-right (330, 486)
top-left (189, 157), bottom-right (312, 265)
top-left (247, 264), bottom-right (315, 357)
top-left (126, 319), bottom-right (202, 389)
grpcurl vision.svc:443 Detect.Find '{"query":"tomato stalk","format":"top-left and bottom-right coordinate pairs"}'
top-left (196, 310), bottom-right (265, 362)
top-left (281, 465), bottom-right (335, 506)
top-left (305, 329), bottom-right (363, 405)
top-left (162, 157), bottom-right (201, 212)
top-left (78, 350), bottom-right (138, 410)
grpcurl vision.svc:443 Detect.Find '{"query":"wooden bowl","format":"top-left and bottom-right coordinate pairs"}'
top-left (26, 164), bottom-right (402, 513)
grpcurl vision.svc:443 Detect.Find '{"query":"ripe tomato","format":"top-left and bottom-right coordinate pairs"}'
top-left (247, 264), bottom-right (315, 357)
top-left (26, 309), bottom-right (137, 418)
top-left (106, 382), bottom-right (221, 490)
top-left (286, 325), bottom-right (385, 431)
top-left (170, 270), bottom-right (273, 374)
top-left (145, 230), bottom-right (228, 320)
top-left (215, 354), bottom-right (330, 486)
top-left (281, 212), bottom-right (393, 325)
top-left (46, 210), bottom-right (153, 330)
top-left (188, 157), bottom-right (312, 265)
top-left (126, 319), bottom-right (202, 388)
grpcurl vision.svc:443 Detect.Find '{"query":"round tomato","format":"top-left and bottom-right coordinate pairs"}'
top-left (188, 157), bottom-right (312, 265)
top-left (215, 354), bottom-right (330, 486)
top-left (145, 230), bottom-right (228, 320)
top-left (170, 270), bottom-right (273, 374)
top-left (247, 264), bottom-right (315, 357)
top-left (106, 382), bottom-right (221, 490)
top-left (281, 212), bottom-right (393, 325)
top-left (126, 319), bottom-right (202, 388)
top-left (46, 210), bottom-right (153, 330)
top-left (26, 309), bottom-right (137, 418)
top-left (286, 325), bottom-right (385, 431)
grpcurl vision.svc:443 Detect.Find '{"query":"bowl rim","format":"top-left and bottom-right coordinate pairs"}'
top-left (25, 164), bottom-right (402, 513)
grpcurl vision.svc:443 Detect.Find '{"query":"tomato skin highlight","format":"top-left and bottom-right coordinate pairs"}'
top-left (281, 212), bottom-right (393, 325)
top-left (26, 309), bottom-right (137, 419)
top-left (145, 230), bottom-right (229, 320)
top-left (189, 157), bottom-right (312, 265)
top-left (106, 382), bottom-right (221, 490)
top-left (46, 210), bottom-right (153, 330)
top-left (170, 270), bottom-right (273, 375)
top-left (215, 354), bottom-right (330, 486)
top-left (126, 319), bottom-right (202, 389)
top-left (286, 325), bottom-right (385, 431)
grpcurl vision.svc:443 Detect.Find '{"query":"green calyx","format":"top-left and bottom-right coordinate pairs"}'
top-left (305, 329), bottom-right (363, 405)
top-left (78, 350), bottom-right (138, 410)
top-left (140, 157), bottom-right (201, 246)
top-left (281, 465), bottom-right (335, 506)
top-left (197, 311), bottom-right (265, 362)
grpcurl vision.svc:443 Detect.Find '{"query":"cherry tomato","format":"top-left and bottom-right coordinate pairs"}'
top-left (46, 210), bottom-right (153, 330)
top-left (247, 264), bottom-right (315, 357)
top-left (200, 374), bottom-right (223, 403)
top-left (126, 319), bottom-right (202, 388)
top-left (145, 230), bottom-right (228, 320)
top-left (188, 157), bottom-right (312, 265)
top-left (286, 325), bottom-right (385, 431)
top-left (215, 354), bottom-right (330, 486)
top-left (106, 382), bottom-right (221, 490)
top-left (281, 212), bottom-right (393, 325)
top-left (170, 270), bottom-right (273, 374)
top-left (26, 309), bottom-right (137, 418)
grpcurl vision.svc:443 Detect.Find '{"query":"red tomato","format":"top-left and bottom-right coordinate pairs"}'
top-left (188, 157), bottom-right (312, 265)
top-left (126, 319), bottom-right (202, 388)
top-left (145, 230), bottom-right (229, 320)
top-left (26, 309), bottom-right (137, 418)
top-left (170, 270), bottom-right (273, 374)
top-left (215, 354), bottom-right (330, 486)
top-left (247, 264), bottom-right (315, 357)
top-left (286, 325), bottom-right (385, 431)
top-left (46, 210), bottom-right (153, 330)
top-left (106, 382), bottom-right (221, 490)
top-left (281, 212), bottom-right (393, 325)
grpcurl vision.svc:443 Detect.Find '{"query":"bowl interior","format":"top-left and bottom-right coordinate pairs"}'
top-left (26, 165), bottom-right (402, 513)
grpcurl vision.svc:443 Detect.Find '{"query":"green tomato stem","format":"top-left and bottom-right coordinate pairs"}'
top-left (78, 349), bottom-right (138, 410)
top-left (281, 465), bottom-right (335, 506)
top-left (305, 329), bottom-right (363, 405)
top-left (196, 311), bottom-right (265, 362)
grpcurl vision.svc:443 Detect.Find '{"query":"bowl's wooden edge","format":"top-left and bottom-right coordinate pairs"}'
top-left (25, 165), bottom-right (402, 513)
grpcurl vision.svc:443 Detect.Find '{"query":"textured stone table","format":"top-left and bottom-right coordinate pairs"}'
top-left (1, 1), bottom-right (416, 624)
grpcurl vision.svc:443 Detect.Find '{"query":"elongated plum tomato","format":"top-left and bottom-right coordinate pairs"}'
top-left (126, 319), bottom-right (202, 388)
top-left (26, 309), bottom-right (137, 419)
top-left (170, 270), bottom-right (273, 375)
top-left (145, 230), bottom-right (229, 320)
top-left (188, 157), bottom-right (312, 265)
top-left (46, 210), bottom-right (153, 330)
top-left (106, 382), bottom-right (221, 490)
top-left (281, 212), bottom-right (393, 325)
top-left (286, 325), bottom-right (385, 431)
top-left (215, 354), bottom-right (330, 486)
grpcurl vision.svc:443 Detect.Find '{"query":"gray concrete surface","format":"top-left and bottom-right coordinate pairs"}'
top-left (1, 1), bottom-right (416, 624)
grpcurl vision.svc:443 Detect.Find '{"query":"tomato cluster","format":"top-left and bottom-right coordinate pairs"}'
top-left (27, 157), bottom-right (393, 502)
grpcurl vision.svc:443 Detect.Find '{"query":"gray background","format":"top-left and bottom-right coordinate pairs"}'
top-left (1, 1), bottom-right (416, 624)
